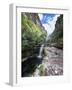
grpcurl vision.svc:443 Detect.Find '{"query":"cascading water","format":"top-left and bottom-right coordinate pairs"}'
top-left (37, 30), bottom-right (48, 59)
top-left (37, 14), bottom-right (59, 59)
top-left (37, 44), bottom-right (44, 58)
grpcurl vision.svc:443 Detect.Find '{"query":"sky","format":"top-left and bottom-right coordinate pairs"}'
top-left (38, 13), bottom-right (60, 36)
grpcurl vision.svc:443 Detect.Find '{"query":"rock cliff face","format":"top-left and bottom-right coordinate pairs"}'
top-left (49, 15), bottom-right (63, 49)
top-left (21, 13), bottom-right (46, 59)
top-left (22, 13), bottom-right (45, 33)
top-left (21, 13), bottom-right (47, 77)
top-left (21, 14), bottom-right (63, 77)
top-left (24, 13), bottom-right (42, 26)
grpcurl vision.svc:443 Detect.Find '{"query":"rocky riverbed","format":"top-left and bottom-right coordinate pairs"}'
top-left (33, 46), bottom-right (63, 76)
top-left (22, 46), bottom-right (63, 77)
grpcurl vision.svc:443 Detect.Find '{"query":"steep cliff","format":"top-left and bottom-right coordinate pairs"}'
top-left (48, 15), bottom-right (63, 49)
top-left (21, 14), bottom-right (63, 77)
top-left (21, 13), bottom-right (46, 59)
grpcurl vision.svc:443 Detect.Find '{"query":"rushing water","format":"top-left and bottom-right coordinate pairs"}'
top-left (37, 44), bottom-right (44, 58)
top-left (37, 15), bottom-right (60, 59)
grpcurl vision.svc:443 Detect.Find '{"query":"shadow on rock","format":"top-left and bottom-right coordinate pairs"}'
top-left (21, 56), bottom-right (42, 77)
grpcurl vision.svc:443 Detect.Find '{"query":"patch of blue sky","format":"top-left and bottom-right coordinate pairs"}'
top-left (39, 13), bottom-right (56, 24)
top-left (38, 13), bottom-right (60, 36)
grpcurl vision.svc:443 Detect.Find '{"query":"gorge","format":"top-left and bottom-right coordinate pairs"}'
top-left (21, 13), bottom-right (63, 77)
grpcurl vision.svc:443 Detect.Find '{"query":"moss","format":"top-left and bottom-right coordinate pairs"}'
top-left (38, 64), bottom-right (45, 76)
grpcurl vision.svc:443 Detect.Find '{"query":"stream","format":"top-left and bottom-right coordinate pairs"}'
top-left (33, 46), bottom-right (63, 76)
top-left (22, 14), bottom-right (63, 77)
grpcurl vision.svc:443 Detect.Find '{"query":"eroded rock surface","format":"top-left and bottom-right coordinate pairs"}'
top-left (33, 46), bottom-right (63, 76)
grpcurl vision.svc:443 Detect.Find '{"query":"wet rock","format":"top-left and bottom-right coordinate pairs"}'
top-left (21, 56), bottom-right (42, 77)
top-left (33, 46), bottom-right (63, 76)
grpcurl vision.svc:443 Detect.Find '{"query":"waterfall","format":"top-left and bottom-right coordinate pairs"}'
top-left (37, 27), bottom-right (49, 59)
top-left (37, 44), bottom-right (44, 58)
top-left (37, 14), bottom-right (60, 59)
top-left (37, 29), bottom-right (48, 59)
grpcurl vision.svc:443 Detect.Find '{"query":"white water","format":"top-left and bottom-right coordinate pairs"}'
top-left (37, 15), bottom-right (60, 59)
top-left (37, 44), bottom-right (44, 58)
top-left (37, 29), bottom-right (49, 59)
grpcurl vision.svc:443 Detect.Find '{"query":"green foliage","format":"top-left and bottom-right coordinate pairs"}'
top-left (48, 15), bottom-right (63, 48)
top-left (21, 14), bottom-right (46, 58)
top-left (38, 64), bottom-right (45, 76)
top-left (51, 29), bottom-right (63, 43)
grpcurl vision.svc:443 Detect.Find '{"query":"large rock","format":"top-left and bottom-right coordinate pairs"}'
top-left (48, 15), bottom-right (63, 49)
top-left (21, 13), bottom-right (47, 59)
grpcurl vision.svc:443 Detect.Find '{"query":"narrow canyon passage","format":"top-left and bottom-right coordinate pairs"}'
top-left (21, 13), bottom-right (63, 77)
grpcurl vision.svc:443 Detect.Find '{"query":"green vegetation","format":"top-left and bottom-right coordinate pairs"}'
top-left (21, 14), bottom-right (46, 58)
top-left (50, 28), bottom-right (63, 44)
top-left (38, 64), bottom-right (45, 76)
top-left (48, 15), bottom-right (63, 49)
